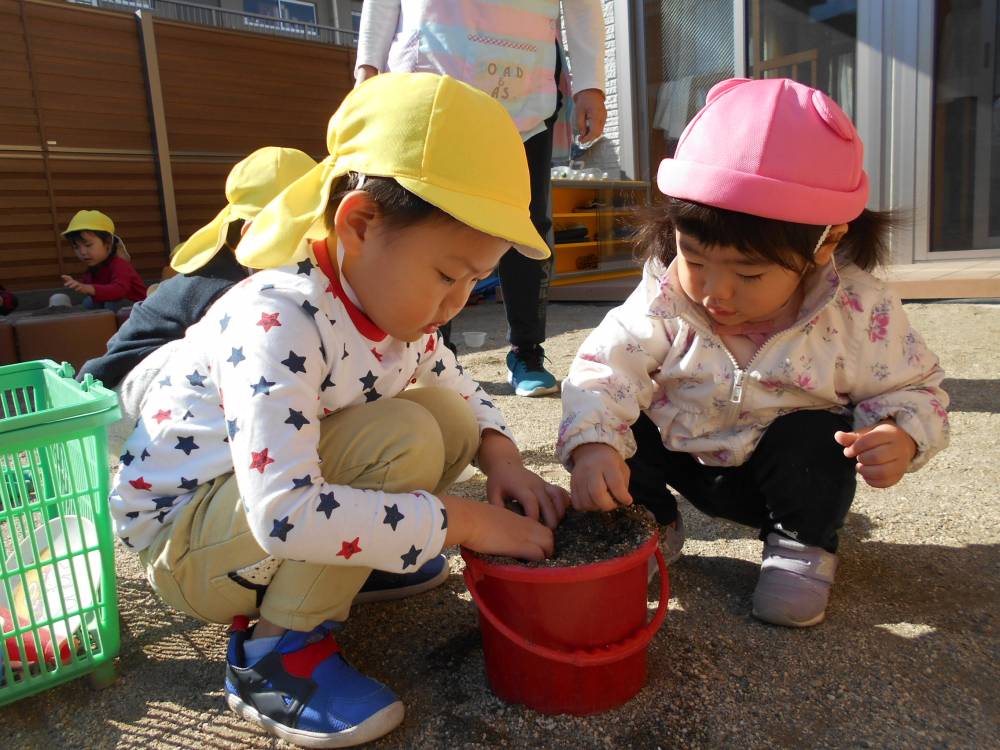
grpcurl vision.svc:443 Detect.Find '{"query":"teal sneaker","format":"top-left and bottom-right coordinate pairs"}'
top-left (506, 346), bottom-right (559, 397)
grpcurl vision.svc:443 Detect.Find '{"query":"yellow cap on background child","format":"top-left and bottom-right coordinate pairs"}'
top-left (62, 210), bottom-right (130, 260)
top-left (236, 72), bottom-right (550, 269)
top-left (170, 147), bottom-right (318, 274)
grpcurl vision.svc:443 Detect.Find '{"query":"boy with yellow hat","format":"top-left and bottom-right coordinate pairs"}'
top-left (79, 146), bottom-right (316, 393)
top-left (109, 73), bottom-right (568, 747)
top-left (61, 210), bottom-right (147, 310)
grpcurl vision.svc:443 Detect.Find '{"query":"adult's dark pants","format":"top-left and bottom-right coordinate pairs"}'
top-left (626, 410), bottom-right (858, 553)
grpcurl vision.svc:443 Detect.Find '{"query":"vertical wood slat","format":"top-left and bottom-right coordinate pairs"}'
top-left (0, 0), bottom-right (357, 291)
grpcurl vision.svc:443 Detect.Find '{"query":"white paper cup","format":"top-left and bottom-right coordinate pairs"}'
top-left (462, 331), bottom-right (487, 348)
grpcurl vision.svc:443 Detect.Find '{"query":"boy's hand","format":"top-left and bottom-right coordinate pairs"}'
top-left (441, 495), bottom-right (554, 560)
top-left (835, 420), bottom-right (917, 488)
top-left (569, 443), bottom-right (633, 512)
top-left (477, 430), bottom-right (569, 528)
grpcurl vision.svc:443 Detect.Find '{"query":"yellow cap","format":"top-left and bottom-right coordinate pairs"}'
top-left (236, 72), bottom-right (549, 269)
top-left (170, 147), bottom-right (318, 273)
top-left (63, 210), bottom-right (115, 237)
top-left (62, 210), bottom-right (131, 260)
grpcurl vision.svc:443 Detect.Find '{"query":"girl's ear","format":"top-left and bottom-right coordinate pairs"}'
top-left (334, 190), bottom-right (379, 258)
top-left (814, 223), bottom-right (849, 267)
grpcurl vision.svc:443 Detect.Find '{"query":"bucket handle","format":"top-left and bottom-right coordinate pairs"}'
top-left (465, 548), bottom-right (668, 668)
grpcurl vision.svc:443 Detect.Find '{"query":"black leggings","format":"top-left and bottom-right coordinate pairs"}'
top-left (626, 410), bottom-right (857, 552)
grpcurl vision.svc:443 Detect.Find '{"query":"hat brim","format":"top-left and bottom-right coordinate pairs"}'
top-left (395, 176), bottom-right (550, 260)
top-left (657, 158), bottom-right (868, 225)
top-left (170, 206), bottom-right (236, 274)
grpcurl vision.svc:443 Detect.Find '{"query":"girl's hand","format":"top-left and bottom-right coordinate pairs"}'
top-left (61, 276), bottom-right (94, 296)
top-left (835, 421), bottom-right (917, 488)
top-left (569, 443), bottom-right (633, 512)
top-left (477, 430), bottom-right (568, 528)
top-left (441, 494), bottom-right (554, 560)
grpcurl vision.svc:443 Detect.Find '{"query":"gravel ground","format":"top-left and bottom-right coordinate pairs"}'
top-left (5, 300), bottom-right (998, 749)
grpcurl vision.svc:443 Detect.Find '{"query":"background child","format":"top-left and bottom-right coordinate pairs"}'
top-left (558, 78), bottom-right (949, 628)
top-left (110, 73), bottom-right (569, 747)
top-left (61, 210), bottom-right (146, 310)
top-left (78, 147), bottom-right (316, 393)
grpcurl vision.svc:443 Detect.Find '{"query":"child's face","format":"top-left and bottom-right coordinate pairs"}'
top-left (70, 231), bottom-right (112, 267)
top-left (338, 197), bottom-right (508, 342)
top-left (674, 230), bottom-right (805, 325)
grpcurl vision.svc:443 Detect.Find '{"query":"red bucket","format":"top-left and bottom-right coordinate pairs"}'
top-left (461, 534), bottom-right (668, 715)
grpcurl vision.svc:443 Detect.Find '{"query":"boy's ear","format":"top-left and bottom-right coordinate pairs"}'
top-left (334, 190), bottom-right (379, 256)
top-left (814, 223), bottom-right (849, 267)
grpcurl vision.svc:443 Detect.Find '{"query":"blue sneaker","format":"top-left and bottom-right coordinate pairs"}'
top-left (353, 554), bottom-right (449, 605)
top-left (225, 617), bottom-right (404, 747)
top-left (506, 346), bottom-right (559, 397)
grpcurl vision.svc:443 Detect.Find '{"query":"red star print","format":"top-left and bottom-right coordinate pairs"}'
top-left (257, 311), bottom-right (281, 333)
top-left (129, 476), bottom-right (152, 491)
top-left (424, 336), bottom-right (436, 353)
top-left (249, 448), bottom-right (275, 473)
top-left (153, 409), bottom-right (171, 424)
top-left (323, 407), bottom-right (333, 415)
top-left (326, 281), bottom-right (336, 295)
top-left (370, 347), bottom-right (383, 362)
top-left (337, 537), bottom-right (362, 559)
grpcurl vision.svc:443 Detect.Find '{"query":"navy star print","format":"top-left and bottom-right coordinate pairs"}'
top-left (285, 408), bottom-right (309, 431)
top-left (297, 259), bottom-right (314, 275)
top-left (365, 388), bottom-right (382, 403)
top-left (431, 359), bottom-right (446, 376)
top-left (174, 435), bottom-right (199, 455)
top-left (400, 545), bottom-right (421, 569)
top-left (228, 347), bottom-right (246, 366)
top-left (152, 496), bottom-right (175, 510)
top-left (383, 504), bottom-right (405, 531)
top-left (302, 299), bottom-right (319, 317)
top-left (227, 418), bottom-right (240, 439)
top-left (251, 376), bottom-right (275, 396)
top-left (187, 370), bottom-right (207, 387)
top-left (320, 373), bottom-right (335, 391)
top-left (441, 507), bottom-right (448, 530)
top-left (359, 370), bottom-right (377, 390)
top-left (140, 448), bottom-right (151, 461)
top-left (316, 491), bottom-right (339, 519)
top-left (158, 375), bottom-right (171, 388)
top-left (270, 516), bottom-right (294, 542)
top-left (120, 450), bottom-right (134, 466)
top-left (282, 351), bottom-right (307, 374)
top-left (178, 477), bottom-right (199, 491)
top-left (292, 474), bottom-right (312, 489)
top-left (219, 314), bottom-right (231, 332)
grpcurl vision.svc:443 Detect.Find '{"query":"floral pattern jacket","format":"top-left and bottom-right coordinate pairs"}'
top-left (558, 257), bottom-right (950, 472)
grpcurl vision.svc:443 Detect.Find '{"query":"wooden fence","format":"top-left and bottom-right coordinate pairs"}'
top-left (0, 0), bottom-right (354, 290)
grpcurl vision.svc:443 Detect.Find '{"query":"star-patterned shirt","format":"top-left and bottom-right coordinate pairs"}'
top-left (110, 241), bottom-right (511, 573)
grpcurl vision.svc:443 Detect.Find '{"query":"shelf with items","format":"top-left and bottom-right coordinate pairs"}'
top-left (550, 179), bottom-right (648, 286)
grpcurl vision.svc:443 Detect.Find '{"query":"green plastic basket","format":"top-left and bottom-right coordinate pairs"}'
top-left (0, 360), bottom-right (121, 705)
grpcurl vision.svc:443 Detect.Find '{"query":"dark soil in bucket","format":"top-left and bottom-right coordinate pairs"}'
top-left (479, 504), bottom-right (657, 568)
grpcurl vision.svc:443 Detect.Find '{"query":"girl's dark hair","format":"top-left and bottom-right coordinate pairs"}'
top-left (224, 218), bottom-right (246, 250)
top-left (64, 229), bottom-right (123, 257)
top-left (324, 173), bottom-right (455, 234)
top-left (637, 198), bottom-right (896, 272)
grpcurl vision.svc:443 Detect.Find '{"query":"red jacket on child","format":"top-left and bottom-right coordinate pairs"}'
top-left (82, 256), bottom-right (147, 304)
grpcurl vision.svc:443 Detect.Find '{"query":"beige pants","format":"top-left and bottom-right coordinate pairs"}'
top-left (139, 387), bottom-right (479, 631)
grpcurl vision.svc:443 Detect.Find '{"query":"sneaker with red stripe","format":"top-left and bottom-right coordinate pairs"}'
top-left (225, 617), bottom-right (403, 747)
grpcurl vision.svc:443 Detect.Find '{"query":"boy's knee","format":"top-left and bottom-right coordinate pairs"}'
top-left (398, 387), bottom-right (479, 450)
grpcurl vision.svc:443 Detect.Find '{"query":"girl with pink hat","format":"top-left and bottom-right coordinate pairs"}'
top-left (558, 78), bottom-right (950, 628)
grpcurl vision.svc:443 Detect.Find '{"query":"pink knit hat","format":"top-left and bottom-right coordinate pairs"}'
top-left (656, 78), bottom-right (868, 225)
